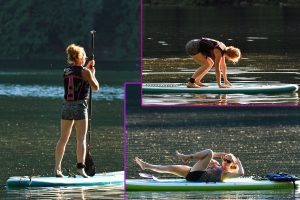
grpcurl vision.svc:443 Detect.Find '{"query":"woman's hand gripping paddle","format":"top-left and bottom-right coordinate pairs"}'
top-left (85, 30), bottom-right (96, 176)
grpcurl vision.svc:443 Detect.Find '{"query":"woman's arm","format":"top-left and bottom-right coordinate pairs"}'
top-left (220, 57), bottom-right (232, 86)
top-left (82, 60), bottom-right (100, 91)
top-left (223, 158), bottom-right (245, 179)
top-left (235, 158), bottom-right (244, 176)
top-left (213, 50), bottom-right (222, 87)
top-left (213, 152), bottom-right (227, 159)
top-left (214, 50), bottom-right (230, 88)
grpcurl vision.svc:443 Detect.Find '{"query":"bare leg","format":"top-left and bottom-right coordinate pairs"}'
top-left (55, 120), bottom-right (74, 176)
top-left (176, 149), bottom-right (213, 172)
top-left (134, 157), bottom-right (190, 177)
top-left (176, 150), bottom-right (191, 163)
top-left (187, 53), bottom-right (213, 88)
top-left (195, 57), bottom-right (214, 85)
top-left (74, 119), bottom-right (89, 177)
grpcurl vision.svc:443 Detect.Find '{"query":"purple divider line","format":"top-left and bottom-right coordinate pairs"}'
top-left (140, 0), bottom-right (143, 84)
top-left (123, 1), bottom-right (143, 196)
top-left (124, 81), bottom-right (142, 196)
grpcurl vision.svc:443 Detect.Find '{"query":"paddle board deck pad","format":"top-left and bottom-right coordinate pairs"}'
top-left (126, 177), bottom-right (299, 191)
top-left (142, 83), bottom-right (299, 94)
top-left (6, 171), bottom-right (124, 187)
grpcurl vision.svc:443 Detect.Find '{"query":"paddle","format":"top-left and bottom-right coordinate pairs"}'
top-left (84, 30), bottom-right (96, 176)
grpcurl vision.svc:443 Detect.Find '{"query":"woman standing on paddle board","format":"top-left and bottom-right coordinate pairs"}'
top-left (186, 37), bottom-right (241, 88)
top-left (134, 149), bottom-right (244, 182)
top-left (55, 44), bottom-right (99, 178)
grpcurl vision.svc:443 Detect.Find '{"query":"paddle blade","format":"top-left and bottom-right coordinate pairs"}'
top-left (84, 149), bottom-right (96, 176)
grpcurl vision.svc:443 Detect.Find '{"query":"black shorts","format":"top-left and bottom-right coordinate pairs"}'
top-left (185, 39), bottom-right (201, 56)
top-left (61, 100), bottom-right (88, 120)
top-left (185, 170), bottom-right (205, 182)
top-left (185, 39), bottom-right (213, 58)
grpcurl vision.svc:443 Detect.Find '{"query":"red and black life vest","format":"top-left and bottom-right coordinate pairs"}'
top-left (63, 66), bottom-right (90, 101)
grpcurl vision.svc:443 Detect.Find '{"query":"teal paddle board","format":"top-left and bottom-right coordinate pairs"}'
top-left (126, 177), bottom-right (299, 191)
top-left (6, 171), bottom-right (124, 187)
top-left (142, 83), bottom-right (299, 94)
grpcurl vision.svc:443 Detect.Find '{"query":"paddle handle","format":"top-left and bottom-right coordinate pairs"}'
top-left (90, 30), bottom-right (96, 67)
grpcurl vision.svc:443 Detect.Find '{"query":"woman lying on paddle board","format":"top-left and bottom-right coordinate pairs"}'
top-left (55, 44), bottom-right (99, 178)
top-left (134, 149), bottom-right (244, 182)
top-left (186, 37), bottom-right (241, 88)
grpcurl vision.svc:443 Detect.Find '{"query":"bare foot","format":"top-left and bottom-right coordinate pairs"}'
top-left (134, 157), bottom-right (147, 170)
top-left (186, 82), bottom-right (200, 88)
top-left (55, 169), bottom-right (64, 178)
top-left (176, 150), bottom-right (189, 163)
top-left (224, 81), bottom-right (232, 86)
top-left (77, 168), bottom-right (89, 178)
top-left (219, 84), bottom-right (231, 88)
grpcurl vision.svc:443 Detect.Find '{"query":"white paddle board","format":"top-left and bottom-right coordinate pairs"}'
top-left (142, 83), bottom-right (298, 94)
top-left (6, 171), bottom-right (124, 187)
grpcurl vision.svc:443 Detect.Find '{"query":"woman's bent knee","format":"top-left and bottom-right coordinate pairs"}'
top-left (203, 64), bottom-right (213, 70)
top-left (205, 149), bottom-right (213, 157)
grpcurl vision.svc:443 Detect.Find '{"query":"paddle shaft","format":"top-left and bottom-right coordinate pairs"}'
top-left (88, 30), bottom-right (96, 145)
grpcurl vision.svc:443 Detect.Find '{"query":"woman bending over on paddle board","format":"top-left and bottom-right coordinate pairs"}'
top-left (185, 37), bottom-right (241, 88)
top-left (134, 149), bottom-right (244, 182)
top-left (55, 44), bottom-right (99, 178)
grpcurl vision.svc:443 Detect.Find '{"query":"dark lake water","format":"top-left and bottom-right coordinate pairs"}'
top-left (126, 84), bottom-right (300, 199)
top-left (0, 67), bottom-right (128, 199)
top-left (142, 5), bottom-right (300, 105)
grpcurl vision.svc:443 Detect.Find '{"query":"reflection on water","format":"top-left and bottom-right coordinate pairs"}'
top-left (143, 93), bottom-right (299, 105)
top-left (0, 84), bottom-right (123, 101)
top-left (5, 185), bottom-right (124, 199)
top-left (127, 189), bottom-right (299, 200)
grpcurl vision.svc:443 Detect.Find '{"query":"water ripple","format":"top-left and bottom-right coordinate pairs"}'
top-left (0, 84), bottom-right (124, 101)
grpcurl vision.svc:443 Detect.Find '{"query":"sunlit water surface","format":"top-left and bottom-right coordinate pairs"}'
top-left (0, 69), bottom-right (125, 199)
top-left (142, 5), bottom-right (300, 105)
top-left (126, 84), bottom-right (300, 200)
top-left (142, 57), bottom-right (300, 105)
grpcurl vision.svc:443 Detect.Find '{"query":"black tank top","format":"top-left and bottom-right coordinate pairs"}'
top-left (197, 167), bottom-right (223, 182)
top-left (63, 66), bottom-right (89, 101)
top-left (199, 37), bottom-right (226, 59)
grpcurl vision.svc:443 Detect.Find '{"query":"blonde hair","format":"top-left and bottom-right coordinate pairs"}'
top-left (66, 44), bottom-right (86, 65)
top-left (225, 46), bottom-right (241, 64)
